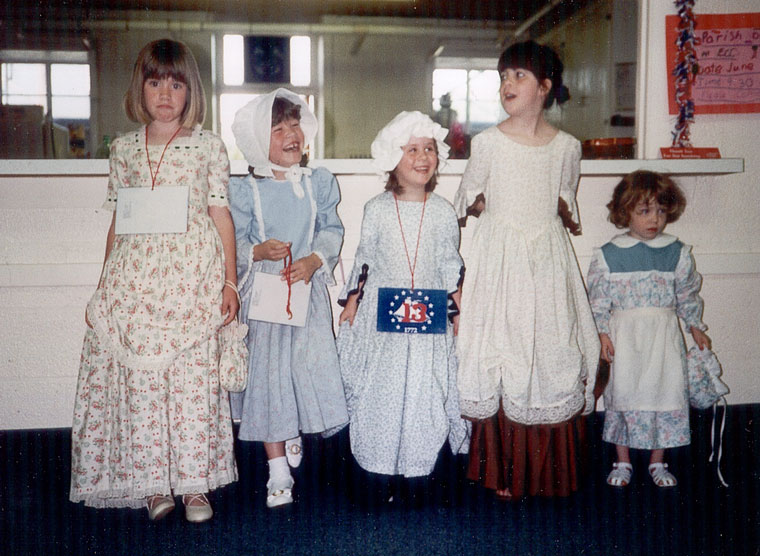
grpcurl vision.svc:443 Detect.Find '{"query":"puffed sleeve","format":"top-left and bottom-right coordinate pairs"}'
top-left (206, 132), bottom-right (231, 208)
top-left (102, 137), bottom-right (127, 211)
top-left (453, 132), bottom-right (489, 218)
top-left (675, 244), bottom-right (707, 331)
top-left (557, 135), bottom-right (582, 229)
top-left (228, 176), bottom-right (262, 290)
top-left (587, 247), bottom-right (612, 335)
top-left (310, 168), bottom-right (345, 285)
top-left (338, 197), bottom-right (379, 306)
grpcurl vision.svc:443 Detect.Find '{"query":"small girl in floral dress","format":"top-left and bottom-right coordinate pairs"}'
top-left (588, 170), bottom-right (712, 488)
top-left (70, 39), bottom-right (238, 523)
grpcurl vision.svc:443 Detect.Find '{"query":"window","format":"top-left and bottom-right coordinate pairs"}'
top-left (218, 35), bottom-right (316, 160)
top-left (1, 51), bottom-right (91, 119)
top-left (1, 49), bottom-right (91, 157)
top-left (432, 57), bottom-right (503, 137)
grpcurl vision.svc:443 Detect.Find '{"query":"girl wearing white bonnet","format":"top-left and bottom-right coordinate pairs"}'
top-left (336, 111), bottom-right (470, 486)
top-left (227, 88), bottom-right (348, 508)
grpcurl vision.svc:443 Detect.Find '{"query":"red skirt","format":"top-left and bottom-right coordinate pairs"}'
top-left (466, 407), bottom-right (589, 499)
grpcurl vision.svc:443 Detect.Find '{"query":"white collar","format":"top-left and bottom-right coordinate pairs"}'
top-left (610, 232), bottom-right (678, 248)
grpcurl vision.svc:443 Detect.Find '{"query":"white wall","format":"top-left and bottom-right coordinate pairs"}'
top-left (1, 0), bottom-right (759, 429)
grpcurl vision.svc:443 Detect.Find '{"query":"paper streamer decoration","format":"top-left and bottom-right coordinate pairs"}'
top-left (671, 0), bottom-right (698, 146)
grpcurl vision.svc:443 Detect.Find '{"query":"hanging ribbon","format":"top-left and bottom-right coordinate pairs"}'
top-left (671, 0), bottom-right (698, 147)
top-left (283, 244), bottom-right (293, 319)
top-left (145, 125), bottom-right (183, 190)
top-left (271, 163), bottom-right (312, 199)
top-left (394, 193), bottom-right (427, 290)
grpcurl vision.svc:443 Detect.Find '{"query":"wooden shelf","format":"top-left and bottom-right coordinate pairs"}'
top-left (0, 157), bottom-right (745, 176)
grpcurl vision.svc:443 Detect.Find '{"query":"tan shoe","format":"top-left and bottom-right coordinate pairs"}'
top-left (182, 493), bottom-right (213, 523)
top-left (146, 495), bottom-right (175, 521)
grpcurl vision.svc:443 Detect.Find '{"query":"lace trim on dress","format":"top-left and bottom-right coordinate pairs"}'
top-left (501, 392), bottom-right (586, 425)
top-left (460, 390), bottom-right (587, 424)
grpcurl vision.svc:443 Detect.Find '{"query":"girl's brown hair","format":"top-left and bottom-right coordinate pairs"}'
top-left (607, 170), bottom-right (686, 228)
top-left (124, 39), bottom-right (205, 128)
top-left (384, 143), bottom-right (439, 195)
top-left (498, 40), bottom-right (570, 109)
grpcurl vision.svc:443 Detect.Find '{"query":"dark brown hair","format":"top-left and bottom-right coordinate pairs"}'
top-left (271, 96), bottom-right (302, 127)
top-left (498, 40), bottom-right (570, 109)
top-left (607, 170), bottom-right (686, 228)
top-left (124, 39), bottom-right (205, 127)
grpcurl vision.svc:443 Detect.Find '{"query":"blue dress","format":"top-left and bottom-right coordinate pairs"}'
top-left (587, 233), bottom-right (706, 449)
top-left (228, 168), bottom-right (349, 442)
top-left (337, 192), bottom-right (470, 477)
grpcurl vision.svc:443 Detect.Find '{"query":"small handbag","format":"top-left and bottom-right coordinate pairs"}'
top-left (686, 346), bottom-right (730, 487)
top-left (217, 281), bottom-right (249, 393)
top-left (687, 346), bottom-right (729, 409)
top-left (218, 318), bottom-right (249, 392)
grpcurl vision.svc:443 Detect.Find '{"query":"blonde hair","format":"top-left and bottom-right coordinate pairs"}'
top-left (607, 170), bottom-right (686, 228)
top-left (124, 39), bottom-right (205, 128)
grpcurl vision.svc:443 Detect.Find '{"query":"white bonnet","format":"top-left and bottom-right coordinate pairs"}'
top-left (370, 111), bottom-right (450, 173)
top-left (231, 88), bottom-right (318, 177)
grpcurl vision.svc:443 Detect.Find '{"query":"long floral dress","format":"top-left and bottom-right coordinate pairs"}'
top-left (336, 191), bottom-right (469, 477)
top-left (587, 233), bottom-right (706, 449)
top-left (70, 126), bottom-right (238, 509)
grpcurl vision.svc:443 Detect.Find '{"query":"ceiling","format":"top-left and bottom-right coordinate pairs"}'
top-left (5, 0), bottom-right (594, 35)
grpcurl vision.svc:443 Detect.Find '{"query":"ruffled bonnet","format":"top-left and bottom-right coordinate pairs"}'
top-left (231, 88), bottom-right (318, 179)
top-left (370, 110), bottom-right (450, 174)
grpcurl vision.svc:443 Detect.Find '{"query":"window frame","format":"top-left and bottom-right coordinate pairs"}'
top-left (212, 33), bottom-right (323, 160)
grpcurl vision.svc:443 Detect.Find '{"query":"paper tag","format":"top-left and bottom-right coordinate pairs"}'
top-left (660, 147), bottom-right (721, 159)
top-left (115, 186), bottom-right (189, 234)
top-left (248, 271), bottom-right (311, 327)
top-left (376, 287), bottom-right (448, 334)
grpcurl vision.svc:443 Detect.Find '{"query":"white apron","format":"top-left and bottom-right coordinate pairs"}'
top-left (606, 307), bottom-right (687, 411)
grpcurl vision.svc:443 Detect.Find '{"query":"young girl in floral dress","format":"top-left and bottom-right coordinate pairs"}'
top-left (70, 39), bottom-right (238, 522)
top-left (588, 170), bottom-right (711, 488)
top-left (337, 111), bottom-right (469, 480)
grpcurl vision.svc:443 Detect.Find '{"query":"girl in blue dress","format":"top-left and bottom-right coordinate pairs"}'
top-left (228, 89), bottom-right (348, 508)
top-left (337, 111), bottom-right (469, 479)
top-left (588, 170), bottom-right (711, 488)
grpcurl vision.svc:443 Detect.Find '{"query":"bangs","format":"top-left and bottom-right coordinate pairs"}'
top-left (497, 40), bottom-right (562, 82)
top-left (498, 43), bottom-right (539, 74)
top-left (142, 42), bottom-right (190, 83)
top-left (272, 97), bottom-right (301, 127)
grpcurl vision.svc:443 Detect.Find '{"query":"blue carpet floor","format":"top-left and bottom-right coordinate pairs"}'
top-left (1, 405), bottom-right (759, 556)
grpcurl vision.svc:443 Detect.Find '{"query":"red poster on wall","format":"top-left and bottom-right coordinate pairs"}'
top-left (666, 12), bottom-right (760, 114)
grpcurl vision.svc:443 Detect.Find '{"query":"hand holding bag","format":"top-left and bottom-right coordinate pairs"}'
top-left (687, 346), bottom-right (729, 409)
top-left (218, 281), bottom-right (249, 393)
top-left (686, 346), bottom-right (730, 487)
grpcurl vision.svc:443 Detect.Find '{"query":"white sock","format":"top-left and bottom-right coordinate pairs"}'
top-left (268, 456), bottom-right (291, 482)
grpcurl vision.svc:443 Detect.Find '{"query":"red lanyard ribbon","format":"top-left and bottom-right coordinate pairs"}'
top-left (394, 193), bottom-right (427, 290)
top-left (283, 244), bottom-right (293, 319)
top-left (145, 125), bottom-right (183, 190)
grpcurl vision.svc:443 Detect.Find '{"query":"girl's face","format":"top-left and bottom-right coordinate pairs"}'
top-left (143, 76), bottom-right (187, 125)
top-left (499, 68), bottom-right (550, 116)
top-left (269, 117), bottom-right (305, 169)
top-left (395, 136), bottom-right (438, 191)
top-left (628, 197), bottom-right (667, 241)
